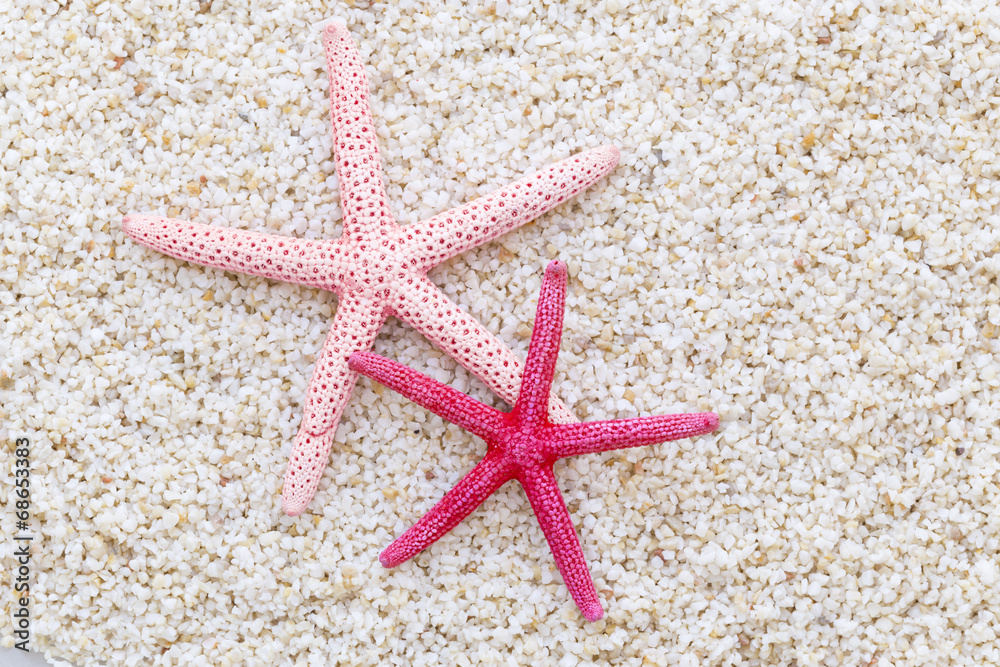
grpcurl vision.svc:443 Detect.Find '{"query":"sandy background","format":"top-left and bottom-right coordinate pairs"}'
top-left (3, 0), bottom-right (1000, 665)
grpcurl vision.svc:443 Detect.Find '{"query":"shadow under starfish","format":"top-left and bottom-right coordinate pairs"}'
top-left (349, 260), bottom-right (719, 621)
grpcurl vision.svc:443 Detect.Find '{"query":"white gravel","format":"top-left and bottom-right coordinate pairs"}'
top-left (3, 0), bottom-right (1000, 665)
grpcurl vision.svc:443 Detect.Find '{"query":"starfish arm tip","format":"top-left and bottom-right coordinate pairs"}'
top-left (599, 144), bottom-right (621, 165)
top-left (379, 547), bottom-right (404, 568)
top-left (323, 21), bottom-right (346, 37)
top-left (582, 604), bottom-right (605, 622)
top-left (120, 213), bottom-right (147, 240)
top-left (346, 351), bottom-right (369, 372)
top-left (346, 352), bottom-right (361, 369)
top-left (706, 412), bottom-right (720, 431)
top-left (280, 494), bottom-right (308, 517)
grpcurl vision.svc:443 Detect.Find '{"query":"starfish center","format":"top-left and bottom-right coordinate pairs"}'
top-left (496, 428), bottom-right (549, 469)
top-left (340, 237), bottom-right (411, 298)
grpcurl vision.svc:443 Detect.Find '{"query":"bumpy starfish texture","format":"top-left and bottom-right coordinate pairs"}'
top-left (121, 23), bottom-right (620, 516)
top-left (349, 261), bottom-right (719, 621)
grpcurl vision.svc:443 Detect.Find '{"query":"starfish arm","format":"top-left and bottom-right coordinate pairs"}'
top-left (511, 261), bottom-right (567, 424)
top-left (348, 352), bottom-right (506, 441)
top-left (519, 465), bottom-right (604, 621)
top-left (322, 23), bottom-right (395, 239)
top-left (404, 146), bottom-right (620, 271)
top-left (380, 450), bottom-right (515, 567)
top-left (391, 275), bottom-right (577, 425)
top-left (121, 214), bottom-right (341, 289)
top-left (549, 413), bottom-right (720, 459)
top-left (281, 293), bottom-right (388, 516)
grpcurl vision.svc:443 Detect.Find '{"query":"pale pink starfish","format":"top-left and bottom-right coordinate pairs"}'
top-left (121, 23), bottom-right (619, 515)
top-left (349, 261), bottom-right (719, 621)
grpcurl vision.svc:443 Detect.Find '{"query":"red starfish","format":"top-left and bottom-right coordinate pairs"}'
top-left (121, 24), bottom-right (619, 516)
top-left (349, 261), bottom-right (719, 621)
